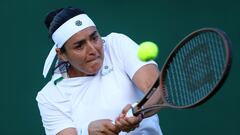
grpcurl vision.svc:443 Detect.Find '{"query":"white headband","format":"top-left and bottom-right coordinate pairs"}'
top-left (43, 14), bottom-right (96, 78)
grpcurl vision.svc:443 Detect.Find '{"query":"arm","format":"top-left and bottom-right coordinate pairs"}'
top-left (110, 34), bottom-right (160, 131)
top-left (56, 120), bottom-right (120, 135)
top-left (114, 64), bottom-right (159, 132)
top-left (132, 64), bottom-right (159, 93)
top-left (132, 64), bottom-right (162, 115)
top-left (88, 119), bottom-right (120, 135)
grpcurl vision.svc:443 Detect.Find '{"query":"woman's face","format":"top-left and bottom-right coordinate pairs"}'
top-left (57, 26), bottom-right (104, 77)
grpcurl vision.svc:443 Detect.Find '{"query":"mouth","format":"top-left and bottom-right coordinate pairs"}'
top-left (86, 56), bottom-right (101, 63)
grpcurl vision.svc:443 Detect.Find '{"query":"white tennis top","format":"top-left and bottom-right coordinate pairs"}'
top-left (36, 33), bottom-right (163, 135)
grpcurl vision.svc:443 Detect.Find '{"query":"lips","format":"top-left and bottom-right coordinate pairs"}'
top-left (86, 56), bottom-right (100, 63)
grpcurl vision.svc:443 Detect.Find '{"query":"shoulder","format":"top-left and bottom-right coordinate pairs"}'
top-left (103, 32), bottom-right (132, 43)
top-left (103, 32), bottom-right (137, 52)
top-left (104, 32), bottom-right (125, 38)
top-left (102, 33), bottom-right (135, 64)
top-left (36, 80), bottom-right (61, 104)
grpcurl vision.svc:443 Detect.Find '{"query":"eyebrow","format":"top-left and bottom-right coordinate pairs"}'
top-left (73, 31), bottom-right (98, 45)
top-left (90, 31), bottom-right (98, 38)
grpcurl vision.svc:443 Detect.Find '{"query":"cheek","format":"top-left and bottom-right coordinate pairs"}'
top-left (67, 53), bottom-right (85, 66)
top-left (97, 44), bottom-right (104, 56)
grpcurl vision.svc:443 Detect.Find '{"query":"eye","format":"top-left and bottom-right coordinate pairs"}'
top-left (75, 43), bottom-right (84, 50)
top-left (92, 35), bottom-right (99, 41)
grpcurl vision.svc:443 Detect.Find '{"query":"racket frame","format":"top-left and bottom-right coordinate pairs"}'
top-left (132, 28), bottom-right (232, 116)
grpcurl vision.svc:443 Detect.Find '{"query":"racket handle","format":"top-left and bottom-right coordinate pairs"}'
top-left (112, 103), bottom-right (138, 125)
top-left (125, 102), bottom-right (138, 117)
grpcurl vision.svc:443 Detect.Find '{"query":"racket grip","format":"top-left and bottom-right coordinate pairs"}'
top-left (125, 102), bottom-right (138, 117)
top-left (112, 103), bottom-right (138, 125)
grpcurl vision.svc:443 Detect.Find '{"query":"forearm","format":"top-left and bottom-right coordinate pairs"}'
top-left (132, 64), bottom-right (162, 114)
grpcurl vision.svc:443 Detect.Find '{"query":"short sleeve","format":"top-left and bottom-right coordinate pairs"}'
top-left (36, 93), bottom-right (76, 135)
top-left (108, 33), bottom-right (157, 79)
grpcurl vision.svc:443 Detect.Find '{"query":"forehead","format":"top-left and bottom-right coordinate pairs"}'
top-left (65, 26), bottom-right (98, 44)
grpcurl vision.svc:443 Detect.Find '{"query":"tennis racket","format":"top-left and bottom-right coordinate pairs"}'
top-left (127, 27), bottom-right (232, 118)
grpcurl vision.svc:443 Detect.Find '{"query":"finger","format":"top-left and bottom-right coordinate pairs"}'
top-left (117, 118), bottom-right (135, 132)
top-left (119, 117), bottom-right (130, 126)
top-left (115, 119), bottom-right (123, 127)
top-left (124, 114), bottom-right (142, 125)
top-left (121, 115), bottom-right (142, 132)
top-left (124, 118), bottom-right (140, 131)
top-left (121, 104), bottom-right (132, 114)
top-left (115, 118), bottom-right (128, 131)
top-left (124, 124), bottom-right (139, 133)
top-left (104, 120), bottom-right (121, 134)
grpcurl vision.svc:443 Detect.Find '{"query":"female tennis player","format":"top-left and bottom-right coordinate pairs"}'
top-left (36, 7), bottom-right (163, 135)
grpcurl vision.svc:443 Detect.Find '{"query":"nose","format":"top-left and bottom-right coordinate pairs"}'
top-left (86, 41), bottom-right (98, 55)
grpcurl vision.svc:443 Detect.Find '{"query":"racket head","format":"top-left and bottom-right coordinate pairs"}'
top-left (160, 28), bottom-right (232, 109)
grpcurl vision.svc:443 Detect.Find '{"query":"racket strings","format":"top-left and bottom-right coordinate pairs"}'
top-left (165, 31), bottom-right (227, 107)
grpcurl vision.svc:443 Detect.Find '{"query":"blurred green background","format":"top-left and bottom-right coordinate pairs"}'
top-left (1, 0), bottom-right (239, 134)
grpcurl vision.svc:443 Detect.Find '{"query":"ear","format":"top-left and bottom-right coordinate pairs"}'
top-left (56, 48), bottom-right (68, 62)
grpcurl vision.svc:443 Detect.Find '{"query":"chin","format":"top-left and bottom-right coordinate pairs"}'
top-left (86, 69), bottom-right (100, 76)
top-left (85, 58), bottom-right (103, 75)
top-left (89, 63), bottom-right (103, 75)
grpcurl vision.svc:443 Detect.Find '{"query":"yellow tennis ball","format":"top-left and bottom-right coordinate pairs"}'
top-left (138, 41), bottom-right (159, 61)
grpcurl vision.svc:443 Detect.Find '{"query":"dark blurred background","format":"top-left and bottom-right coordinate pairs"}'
top-left (1, 0), bottom-right (239, 134)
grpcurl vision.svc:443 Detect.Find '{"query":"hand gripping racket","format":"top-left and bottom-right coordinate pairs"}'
top-left (127, 28), bottom-right (232, 118)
